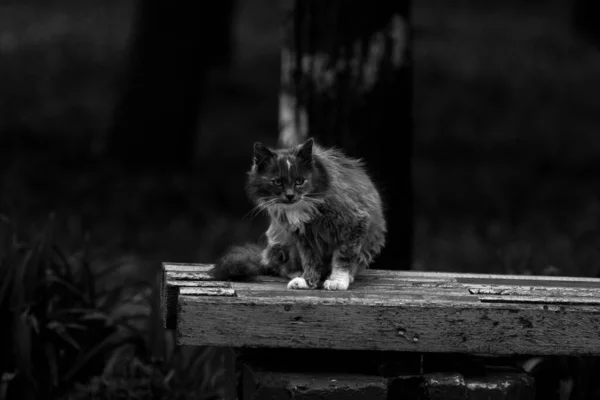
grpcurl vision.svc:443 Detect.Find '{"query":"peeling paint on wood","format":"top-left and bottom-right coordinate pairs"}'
top-left (161, 263), bottom-right (600, 355)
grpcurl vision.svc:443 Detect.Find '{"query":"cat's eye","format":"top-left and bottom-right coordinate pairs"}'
top-left (272, 178), bottom-right (283, 187)
top-left (295, 178), bottom-right (305, 186)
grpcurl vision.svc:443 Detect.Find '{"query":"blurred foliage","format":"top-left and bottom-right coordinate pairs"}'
top-left (0, 216), bottom-right (224, 400)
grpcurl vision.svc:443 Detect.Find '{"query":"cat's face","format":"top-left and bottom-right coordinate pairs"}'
top-left (246, 138), bottom-right (317, 207)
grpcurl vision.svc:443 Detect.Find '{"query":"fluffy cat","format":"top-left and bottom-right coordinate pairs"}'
top-left (210, 138), bottom-right (386, 291)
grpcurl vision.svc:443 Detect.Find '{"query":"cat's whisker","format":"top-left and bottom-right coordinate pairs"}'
top-left (256, 199), bottom-right (278, 214)
top-left (243, 198), bottom-right (277, 220)
top-left (243, 202), bottom-right (267, 220)
top-left (242, 206), bottom-right (262, 221)
top-left (242, 206), bottom-right (257, 220)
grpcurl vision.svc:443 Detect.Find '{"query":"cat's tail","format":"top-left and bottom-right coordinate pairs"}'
top-left (209, 244), bottom-right (267, 281)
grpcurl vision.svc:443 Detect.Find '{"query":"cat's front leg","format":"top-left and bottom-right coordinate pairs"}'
top-left (324, 222), bottom-right (367, 291)
top-left (323, 252), bottom-right (354, 291)
top-left (287, 244), bottom-right (320, 290)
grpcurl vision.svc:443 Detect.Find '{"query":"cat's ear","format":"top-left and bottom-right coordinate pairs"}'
top-left (296, 138), bottom-right (314, 165)
top-left (253, 142), bottom-right (275, 166)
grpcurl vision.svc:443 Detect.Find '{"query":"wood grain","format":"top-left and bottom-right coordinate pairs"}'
top-left (161, 263), bottom-right (223, 329)
top-left (162, 263), bottom-right (600, 355)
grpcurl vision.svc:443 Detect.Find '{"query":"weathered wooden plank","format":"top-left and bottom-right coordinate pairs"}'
top-left (162, 263), bottom-right (228, 329)
top-left (230, 278), bottom-right (456, 292)
top-left (164, 267), bottom-right (600, 297)
top-left (163, 263), bottom-right (600, 355)
top-left (362, 269), bottom-right (600, 284)
top-left (227, 280), bottom-right (600, 299)
top-left (243, 365), bottom-right (388, 400)
top-left (411, 372), bottom-right (536, 400)
top-left (233, 289), bottom-right (478, 303)
top-left (177, 295), bottom-right (600, 355)
top-left (419, 373), bottom-right (466, 400)
top-left (179, 287), bottom-right (237, 297)
top-left (167, 280), bottom-right (230, 288)
top-left (164, 272), bottom-right (600, 302)
top-left (465, 372), bottom-right (535, 400)
top-left (229, 280), bottom-right (474, 299)
top-left (163, 263), bottom-right (213, 273)
top-left (479, 295), bottom-right (600, 305)
top-left (469, 286), bottom-right (600, 297)
top-left (167, 271), bottom-right (214, 281)
top-left (163, 262), bottom-right (600, 287)
top-left (458, 276), bottom-right (600, 289)
top-left (160, 264), bottom-right (176, 330)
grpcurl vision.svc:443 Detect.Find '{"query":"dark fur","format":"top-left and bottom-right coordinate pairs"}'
top-left (211, 243), bottom-right (300, 280)
top-left (210, 138), bottom-right (386, 290)
top-left (210, 244), bottom-right (265, 281)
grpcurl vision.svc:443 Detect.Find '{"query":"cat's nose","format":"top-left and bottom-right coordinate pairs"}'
top-left (286, 194), bottom-right (295, 201)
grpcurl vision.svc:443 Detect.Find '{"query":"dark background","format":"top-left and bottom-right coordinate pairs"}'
top-left (1, 0), bottom-right (600, 281)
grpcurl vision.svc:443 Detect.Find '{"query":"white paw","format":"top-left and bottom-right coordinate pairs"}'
top-left (287, 277), bottom-right (310, 290)
top-left (323, 278), bottom-right (350, 291)
top-left (285, 270), bottom-right (302, 279)
top-left (324, 268), bottom-right (351, 290)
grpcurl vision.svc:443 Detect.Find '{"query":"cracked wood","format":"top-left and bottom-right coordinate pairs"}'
top-left (162, 263), bottom-right (600, 355)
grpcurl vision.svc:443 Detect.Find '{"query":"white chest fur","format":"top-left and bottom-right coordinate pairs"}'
top-left (269, 203), bottom-right (314, 233)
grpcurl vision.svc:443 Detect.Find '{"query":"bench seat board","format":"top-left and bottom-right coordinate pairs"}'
top-left (161, 263), bottom-right (600, 355)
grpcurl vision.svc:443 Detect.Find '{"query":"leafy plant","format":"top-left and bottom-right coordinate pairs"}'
top-left (0, 216), bottom-right (224, 400)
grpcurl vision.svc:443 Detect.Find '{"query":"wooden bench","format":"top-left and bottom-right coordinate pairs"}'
top-left (161, 263), bottom-right (600, 399)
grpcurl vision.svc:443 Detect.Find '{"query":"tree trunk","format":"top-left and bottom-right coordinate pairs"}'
top-left (107, 0), bottom-right (236, 169)
top-left (279, 0), bottom-right (413, 270)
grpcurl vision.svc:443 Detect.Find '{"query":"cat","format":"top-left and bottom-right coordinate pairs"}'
top-left (209, 138), bottom-right (386, 291)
